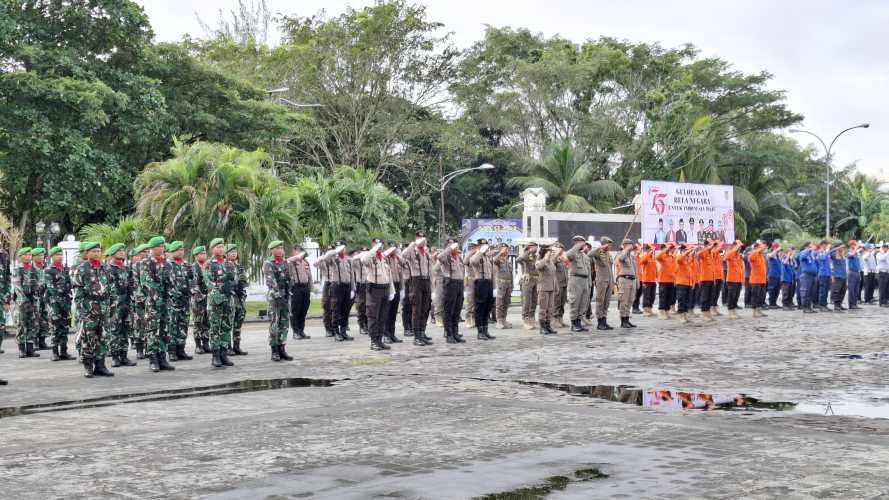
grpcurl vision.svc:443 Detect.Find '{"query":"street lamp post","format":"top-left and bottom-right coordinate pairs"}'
top-left (790, 123), bottom-right (870, 238)
top-left (438, 163), bottom-right (495, 245)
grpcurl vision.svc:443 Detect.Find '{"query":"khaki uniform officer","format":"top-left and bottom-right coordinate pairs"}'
top-left (493, 244), bottom-right (513, 329)
top-left (565, 235), bottom-right (592, 332)
top-left (589, 237), bottom-right (615, 330)
top-left (463, 242), bottom-right (478, 328)
top-left (517, 242), bottom-right (539, 330)
top-left (360, 242), bottom-right (396, 351)
top-left (615, 239), bottom-right (638, 328)
top-left (553, 243), bottom-right (569, 328)
top-left (534, 245), bottom-right (560, 335)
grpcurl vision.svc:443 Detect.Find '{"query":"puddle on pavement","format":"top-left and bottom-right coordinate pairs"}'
top-left (834, 353), bottom-right (889, 360)
top-left (517, 381), bottom-right (796, 412)
top-left (0, 377), bottom-right (340, 418)
top-left (473, 468), bottom-right (608, 500)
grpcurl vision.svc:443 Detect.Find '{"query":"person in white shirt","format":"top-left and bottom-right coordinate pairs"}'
top-left (875, 243), bottom-right (889, 306)
top-left (862, 244), bottom-right (878, 303)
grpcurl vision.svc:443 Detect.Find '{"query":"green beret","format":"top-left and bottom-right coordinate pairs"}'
top-left (167, 241), bottom-right (183, 252)
top-left (16, 247), bottom-right (32, 257)
top-left (225, 243), bottom-right (238, 253)
top-left (30, 247), bottom-right (46, 256)
top-left (48, 246), bottom-right (62, 257)
top-left (191, 245), bottom-right (206, 256)
top-left (147, 236), bottom-right (165, 248)
top-left (134, 243), bottom-right (148, 254)
top-left (267, 240), bottom-right (284, 250)
top-left (78, 241), bottom-right (96, 252)
top-left (104, 243), bottom-right (125, 257)
top-left (209, 237), bottom-right (225, 249)
top-left (82, 241), bottom-right (100, 252)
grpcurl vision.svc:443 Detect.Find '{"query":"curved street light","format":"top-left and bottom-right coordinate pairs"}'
top-left (439, 163), bottom-right (495, 244)
top-left (789, 123), bottom-right (870, 238)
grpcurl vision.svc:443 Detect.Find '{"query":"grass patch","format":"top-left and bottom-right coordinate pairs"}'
top-left (473, 468), bottom-right (608, 500)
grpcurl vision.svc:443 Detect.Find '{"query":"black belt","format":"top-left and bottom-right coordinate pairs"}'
top-left (411, 276), bottom-right (430, 280)
top-left (570, 274), bottom-right (588, 278)
top-left (369, 283), bottom-right (389, 290)
top-left (618, 275), bottom-right (636, 280)
top-left (292, 283), bottom-right (310, 288)
top-left (445, 277), bottom-right (463, 283)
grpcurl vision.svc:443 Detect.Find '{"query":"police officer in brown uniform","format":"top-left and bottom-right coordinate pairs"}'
top-left (431, 250), bottom-right (444, 327)
top-left (469, 239), bottom-right (497, 340)
top-left (318, 241), bottom-right (355, 341)
top-left (590, 236), bottom-right (615, 330)
top-left (287, 243), bottom-right (312, 340)
top-left (553, 243), bottom-right (569, 328)
top-left (517, 242), bottom-right (539, 330)
top-left (401, 232), bottom-right (434, 346)
top-left (493, 244), bottom-right (513, 329)
top-left (463, 242), bottom-right (478, 328)
top-left (400, 249), bottom-right (413, 337)
top-left (361, 241), bottom-right (396, 351)
top-left (319, 246), bottom-right (335, 337)
top-left (438, 239), bottom-right (467, 343)
top-left (615, 239), bottom-right (638, 328)
top-left (565, 235), bottom-right (591, 332)
top-left (384, 241), bottom-right (404, 343)
top-left (351, 248), bottom-right (369, 335)
top-left (535, 245), bottom-right (560, 335)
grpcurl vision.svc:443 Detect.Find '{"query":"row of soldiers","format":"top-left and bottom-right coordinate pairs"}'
top-left (4, 236), bottom-right (258, 380)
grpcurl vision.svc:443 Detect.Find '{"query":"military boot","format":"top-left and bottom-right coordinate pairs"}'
top-left (59, 343), bottom-right (74, 360)
top-left (51, 345), bottom-right (61, 362)
top-left (82, 357), bottom-right (95, 378)
top-left (176, 343), bottom-right (193, 361)
top-left (118, 350), bottom-right (136, 367)
top-left (201, 338), bottom-right (211, 354)
top-left (25, 343), bottom-right (40, 357)
top-left (540, 322), bottom-right (555, 335)
top-left (167, 344), bottom-right (178, 362)
top-left (111, 352), bottom-right (122, 367)
top-left (385, 331), bottom-right (403, 343)
top-left (338, 326), bottom-right (354, 341)
top-left (413, 333), bottom-right (428, 346)
top-left (157, 352), bottom-right (176, 371)
top-left (278, 344), bottom-right (293, 361)
top-left (359, 325), bottom-right (369, 336)
top-left (232, 340), bottom-right (248, 355)
top-left (0, 378), bottom-right (7, 385)
top-left (218, 347), bottom-right (234, 367)
top-left (93, 358), bottom-right (115, 377)
top-left (37, 336), bottom-right (49, 350)
top-left (620, 317), bottom-right (636, 328)
top-left (135, 341), bottom-right (146, 360)
top-left (195, 340), bottom-right (208, 354)
top-left (212, 349), bottom-right (225, 367)
top-left (570, 319), bottom-right (584, 333)
top-left (149, 353), bottom-right (160, 372)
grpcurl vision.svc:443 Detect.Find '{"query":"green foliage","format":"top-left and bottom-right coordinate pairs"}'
top-left (79, 216), bottom-right (154, 250)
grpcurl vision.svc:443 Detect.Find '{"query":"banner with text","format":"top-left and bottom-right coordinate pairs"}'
top-left (640, 180), bottom-right (734, 245)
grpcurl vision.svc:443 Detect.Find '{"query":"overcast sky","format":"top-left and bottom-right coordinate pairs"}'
top-left (137, 0), bottom-right (887, 179)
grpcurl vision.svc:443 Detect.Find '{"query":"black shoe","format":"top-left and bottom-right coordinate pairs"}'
top-left (59, 343), bottom-right (74, 360)
top-left (545, 321), bottom-right (558, 335)
top-left (386, 332), bottom-right (403, 343)
top-left (570, 320), bottom-right (584, 332)
top-left (596, 318), bottom-right (608, 331)
top-left (446, 335), bottom-right (458, 344)
top-left (176, 344), bottom-right (193, 360)
top-left (149, 353), bottom-right (161, 372)
top-left (620, 317), bottom-right (632, 328)
top-left (419, 330), bottom-right (433, 344)
top-left (477, 327), bottom-right (492, 340)
top-left (168, 345), bottom-right (178, 362)
top-left (0, 379), bottom-right (7, 385)
top-left (602, 320), bottom-right (615, 330)
top-left (157, 352), bottom-right (176, 371)
top-left (377, 336), bottom-right (391, 350)
top-left (201, 338), bottom-right (211, 354)
top-left (370, 340), bottom-right (385, 350)
top-left (278, 344), bottom-right (293, 361)
top-left (231, 340), bottom-right (247, 355)
top-left (325, 328), bottom-right (335, 337)
top-left (849, 305), bottom-right (862, 310)
top-left (18, 343), bottom-right (26, 358)
top-left (135, 342), bottom-right (146, 359)
top-left (540, 322), bottom-right (556, 335)
top-left (298, 330), bottom-right (311, 340)
top-left (51, 345), bottom-right (61, 362)
top-left (339, 327), bottom-right (354, 341)
top-left (93, 358), bottom-right (115, 377)
top-left (25, 343), bottom-right (40, 357)
top-left (195, 341), bottom-right (208, 354)
top-left (212, 349), bottom-right (225, 367)
top-left (404, 329), bottom-right (414, 337)
top-left (118, 351), bottom-right (136, 367)
top-left (803, 308), bottom-right (817, 314)
top-left (37, 336), bottom-right (49, 350)
top-left (111, 353), bottom-right (121, 367)
top-left (219, 347), bottom-right (234, 366)
top-left (413, 336), bottom-right (428, 346)
top-left (359, 326), bottom-right (369, 336)
top-left (82, 357), bottom-right (95, 378)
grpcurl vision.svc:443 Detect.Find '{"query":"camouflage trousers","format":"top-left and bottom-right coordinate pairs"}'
top-left (132, 299), bottom-right (147, 343)
top-left (106, 301), bottom-right (130, 354)
top-left (15, 302), bottom-right (36, 344)
top-left (209, 302), bottom-right (232, 350)
top-left (0, 305), bottom-right (6, 351)
top-left (36, 300), bottom-right (49, 341)
top-left (145, 301), bottom-right (169, 354)
top-left (191, 297), bottom-right (209, 343)
top-left (80, 303), bottom-right (108, 360)
top-left (166, 299), bottom-right (190, 347)
top-left (48, 301), bottom-right (71, 347)
top-left (231, 296), bottom-right (246, 344)
top-left (268, 297), bottom-right (289, 347)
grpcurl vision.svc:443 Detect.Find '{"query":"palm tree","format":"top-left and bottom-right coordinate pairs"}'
top-left (832, 173), bottom-right (888, 241)
top-left (509, 143), bottom-right (624, 212)
top-left (79, 216), bottom-right (154, 250)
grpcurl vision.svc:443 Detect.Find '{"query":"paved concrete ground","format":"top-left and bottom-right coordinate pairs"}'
top-left (2, 305), bottom-right (889, 499)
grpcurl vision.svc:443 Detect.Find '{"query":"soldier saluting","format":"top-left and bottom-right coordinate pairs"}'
top-left (517, 242), bottom-right (539, 330)
top-left (565, 235), bottom-right (592, 333)
top-left (401, 232), bottom-right (435, 346)
top-left (589, 237), bottom-right (615, 331)
top-left (318, 240), bottom-right (355, 342)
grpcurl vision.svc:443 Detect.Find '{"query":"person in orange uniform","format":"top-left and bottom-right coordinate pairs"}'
top-left (723, 240), bottom-right (745, 319)
top-left (674, 244), bottom-right (697, 324)
top-left (747, 240), bottom-right (768, 317)
top-left (638, 244), bottom-right (658, 317)
top-left (655, 243), bottom-right (676, 320)
top-left (709, 242), bottom-right (725, 316)
top-left (697, 240), bottom-right (716, 321)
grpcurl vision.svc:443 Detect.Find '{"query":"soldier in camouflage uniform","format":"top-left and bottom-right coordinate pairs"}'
top-left (128, 245), bottom-right (149, 359)
top-left (164, 241), bottom-right (193, 362)
top-left (31, 247), bottom-right (50, 350)
top-left (226, 243), bottom-right (248, 356)
top-left (45, 246), bottom-right (74, 362)
top-left (13, 247), bottom-right (40, 358)
top-left (189, 245), bottom-right (211, 355)
top-left (0, 247), bottom-right (9, 358)
top-left (104, 243), bottom-right (136, 368)
top-left (78, 241), bottom-right (114, 378)
top-left (264, 240), bottom-right (293, 362)
top-left (71, 242), bottom-right (90, 357)
top-left (141, 236), bottom-right (175, 373)
top-left (205, 238), bottom-right (234, 369)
